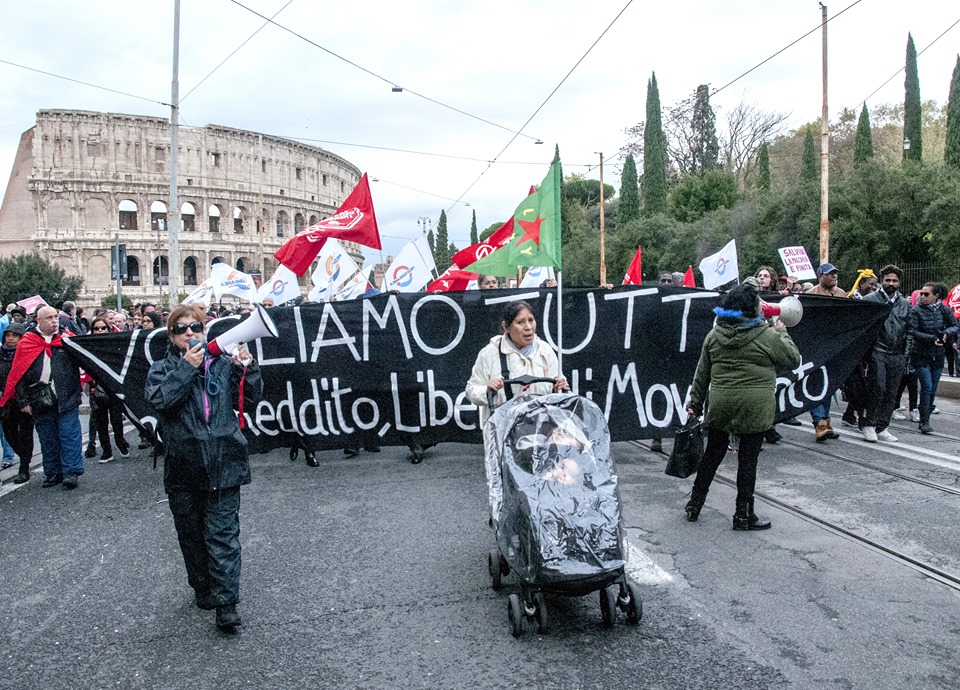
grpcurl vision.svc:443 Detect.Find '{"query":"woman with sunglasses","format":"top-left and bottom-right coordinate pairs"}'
top-left (83, 317), bottom-right (130, 462)
top-left (907, 283), bottom-right (958, 433)
top-left (145, 304), bottom-right (262, 633)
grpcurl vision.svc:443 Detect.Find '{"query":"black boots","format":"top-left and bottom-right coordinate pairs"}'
top-left (685, 492), bottom-right (707, 522)
top-left (216, 604), bottom-right (241, 632)
top-left (733, 499), bottom-right (771, 531)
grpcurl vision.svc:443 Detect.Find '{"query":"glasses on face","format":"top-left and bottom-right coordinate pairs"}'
top-left (92, 325), bottom-right (109, 332)
top-left (920, 291), bottom-right (932, 297)
top-left (170, 321), bottom-right (204, 335)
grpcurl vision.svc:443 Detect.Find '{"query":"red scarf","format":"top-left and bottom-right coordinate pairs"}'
top-left (0, 329), bottom-right (71, 407)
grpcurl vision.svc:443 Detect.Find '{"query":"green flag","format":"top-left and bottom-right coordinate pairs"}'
top-left (465, 162), bottom-right (562, 276)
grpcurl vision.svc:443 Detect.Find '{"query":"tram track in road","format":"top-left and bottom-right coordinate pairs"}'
top-left (711, 472), bottom-right (960, 594)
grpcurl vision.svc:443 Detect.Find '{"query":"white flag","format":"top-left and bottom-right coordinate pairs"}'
top-left (698, 239), bottom-right (739, 290)
top-left (519, 266), bottom-right (555, 288)
top-left (256, 264), bottom-right (302, 305)
top-left (333, 272), bottom-right (369, 301)
top-left (183, 280), bottom-right (214, 307)
top-left (309, 238), bottom-right (361, 301)
top-left (383, 237), bottom-right (436, 293)
top-left (210, 263), bottom-right (257, 301)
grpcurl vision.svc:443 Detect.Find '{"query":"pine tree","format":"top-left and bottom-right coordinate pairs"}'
top-left (801, 128), bottom-right (818, 183)
top-left (427, 229), bottom-right (436, 259)
top-left (619, 154), bottom-right (640, 224)
top-left (757, 142), bottom-right (770, 192)
top-left (434, 210), bottom-right (449, 271)
top-left (643, 72), bottom-right (668, 215)
top-left (853, 103), bottom-right (874, 167)
top-left (903, 33), bottom-right (923, 163)
top-left (470, 209), bottom-right (478, 245)
top-left (691, 84), bottom-right (719, 174)
top-left (946, 55), bottom-right (960, 169)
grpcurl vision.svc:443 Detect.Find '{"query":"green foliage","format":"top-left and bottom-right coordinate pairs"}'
top-left (904, 33), bottom-right (923, 163)
top-left (619, 154), bottom-right (640, 224)
top-left (946, 56), bottom-right (960, 169)
top-left (853, 104), bottom-right (874, 167)
top-left (0, 253), bottom-right (83, 306)
top-left (643, 73), bottom-right (668, 215)
top-left (757, 143), bottom-right (770, 192)
top-left (691, 84), bottom-right (719, 174)
top-left (563, 174), bottom-right (614, 207)
top-left (668, 168), bottom-right (738, 223)
top-left (470, 210), bottom-right (478, 245)
top-left (479, 221), bottom-right (504, 241)
top-left (434, 210), bottom-right (449, 272)
top-left (427, 229), bottom-right (436, 257)
top-left (801, 129), bottom-right (818, 183)
top-left (100, 294), bottom-right (133, 310)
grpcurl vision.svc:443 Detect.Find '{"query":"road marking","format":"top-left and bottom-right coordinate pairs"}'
top-left (801, 426), bottom-right (960, 472)
top-left (625, 539), bottom-right (674, 585)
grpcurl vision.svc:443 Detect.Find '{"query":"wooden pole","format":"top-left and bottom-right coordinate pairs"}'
top-left (597, 152), bottom-right (606, 285)
top-left (819, 3), bottom-right (830, 264)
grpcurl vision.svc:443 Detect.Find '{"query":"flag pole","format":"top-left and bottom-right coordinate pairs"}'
top-left (556, 271), bottom-right (563, 380)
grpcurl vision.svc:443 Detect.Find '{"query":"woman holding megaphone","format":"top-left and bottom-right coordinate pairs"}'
top-left (145, 304), bottom-right (262, 634)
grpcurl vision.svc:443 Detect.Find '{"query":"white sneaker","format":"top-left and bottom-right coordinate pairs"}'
top-left (861, 427), bottom-right (878, 442)
top-left (910, 409), bottom-right (921, 422)
top-left (892, 409), bottom-right (906, 421)
top-left (932, 405), bottom-right (940, 415)
top-left (877, 429), bottom-right (898, 443)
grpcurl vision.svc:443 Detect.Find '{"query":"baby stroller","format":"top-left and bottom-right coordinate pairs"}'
top-left (484, 376), bottom-right (642, 636)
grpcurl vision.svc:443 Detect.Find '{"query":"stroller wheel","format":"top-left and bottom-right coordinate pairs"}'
top-left (488, 550), bottom-right (503, 591)
top-left (622, 583), bottom-right (643, 625)
top-left (507, 594), bottom-right (524, 637)
top-left (599, 587), bottom-right (617, 628)
top-left (534, 593), bottom-right (548, 634)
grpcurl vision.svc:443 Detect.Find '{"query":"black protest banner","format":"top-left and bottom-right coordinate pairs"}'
top-left (63, 288), bottom-right (888, 452)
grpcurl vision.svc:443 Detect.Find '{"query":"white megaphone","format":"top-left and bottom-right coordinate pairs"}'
top-left (760, 295), bottom-right (803, 327)
top-left (206, 304), bottom-right (279, 359)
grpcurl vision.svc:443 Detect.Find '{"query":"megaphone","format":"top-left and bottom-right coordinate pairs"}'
top-left (206, 304), bottom-right (279, 358)
top-left (760, 295), bottom-right (803, 327)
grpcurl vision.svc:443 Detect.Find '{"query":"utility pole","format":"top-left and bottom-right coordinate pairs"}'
top-left (597, 152), bottom-right (606, 286)
top-left (167, 0), bottom-right (182, 306)
top-left (258, 134), bottom-right (264, 273)
top-left (819, 3), bottom-right (830, 264)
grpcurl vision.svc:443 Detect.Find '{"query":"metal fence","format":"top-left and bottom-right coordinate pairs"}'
top-left (866, 262), bottom-right (960, 296)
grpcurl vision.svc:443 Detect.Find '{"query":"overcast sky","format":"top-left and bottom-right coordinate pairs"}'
top-left (1, 0), bottom-right (957, 263)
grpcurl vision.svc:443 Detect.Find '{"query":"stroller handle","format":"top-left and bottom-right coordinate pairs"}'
top-left (486, 375), bottom-right (561, 410)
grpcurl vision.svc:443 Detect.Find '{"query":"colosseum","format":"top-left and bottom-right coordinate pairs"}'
top-left (0, 109), bottom-right (363, 305)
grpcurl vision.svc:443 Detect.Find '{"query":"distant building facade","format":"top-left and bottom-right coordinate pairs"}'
top-left (0, 109), bottom-right (363, 305)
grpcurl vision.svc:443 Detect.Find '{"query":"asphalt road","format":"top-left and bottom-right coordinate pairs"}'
top-left (1, 397), bottom-right (959, 690)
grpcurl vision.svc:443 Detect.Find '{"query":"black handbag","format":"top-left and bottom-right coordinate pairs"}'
top-left (26, 380), bottom-right (56, 412)
top-left (665, 419), bottom-right (704, 479)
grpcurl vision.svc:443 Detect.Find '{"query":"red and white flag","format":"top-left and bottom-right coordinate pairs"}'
top-left (427, 264), bottom-right (477, 292)
top-left (623, 245), bottom-right (643, 285)
top-left (274, 173), bottom-right (381, 276)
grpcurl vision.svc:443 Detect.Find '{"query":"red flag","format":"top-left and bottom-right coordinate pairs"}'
top-left (427, 264), bottom-right (477, 292)
top-left (451, 217), bottom-right (515, 270)
top-left (683, 266), bottom-right (696, 287)
top-left (274, 173), bottom-right (382, 276)
top-left (622, 245), bottom-right (643, 285)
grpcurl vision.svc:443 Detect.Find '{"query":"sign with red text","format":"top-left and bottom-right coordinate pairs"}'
top-left (778, 246), bottom-right (816, 281)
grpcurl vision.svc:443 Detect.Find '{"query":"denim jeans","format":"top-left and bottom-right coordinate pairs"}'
top-left (810, 401), bottom-right (831, 424)
top-left (915, 363), bottom-right (944, 420)
top-left (0, 426), bottom-right (13, 464)
top-left (33, 407), bottom-right (84, 478)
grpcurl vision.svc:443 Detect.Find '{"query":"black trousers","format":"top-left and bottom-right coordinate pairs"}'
top-left (865, 351), bottom-right (906, 432)
top-left (91, 399), bottom-right (127, 454)
top-left (692, 427), bottom-right (764, 505)
top-left (2, 408), bottom-right (35, 473)
top-left (167, 487), bottom-right (242, 606)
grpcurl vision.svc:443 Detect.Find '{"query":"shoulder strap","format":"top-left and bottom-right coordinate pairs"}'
top-left (498, 337), bottom-right (514, 401)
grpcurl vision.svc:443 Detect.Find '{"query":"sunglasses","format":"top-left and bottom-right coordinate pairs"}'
top-left (92, 326), bottom-right (110, 332)
top-left (170, 321), bottom-right (204, 335)
top-left (920, 291), bottom-right (933, 297)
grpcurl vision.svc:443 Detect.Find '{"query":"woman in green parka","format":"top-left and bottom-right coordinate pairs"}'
top-left (685, 283), bottom-right (800, 530)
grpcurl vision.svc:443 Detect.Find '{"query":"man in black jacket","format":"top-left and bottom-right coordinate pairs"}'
top-left (861, 265), bottom-right (911, 443)
top-left (145, 304), bottom-right (262, 633)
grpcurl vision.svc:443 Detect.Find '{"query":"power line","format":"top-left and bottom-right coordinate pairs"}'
top-left (0, 57), bottom-right (170, 107)
top-left (226, 0), bottom-right (542, 144)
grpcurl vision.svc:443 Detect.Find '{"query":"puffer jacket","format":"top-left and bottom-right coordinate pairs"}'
top-left (907, 302), bottom-right (959, 366)
top-left (146, 346), bottom-right (262, 492)
top-left (863, 291), bottom-right (910, 354)
top-left (690, 319), bottom-right (801, 434)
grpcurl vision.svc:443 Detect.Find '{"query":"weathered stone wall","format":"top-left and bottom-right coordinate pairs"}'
top-left (0, 109), bottom-right (363, 305)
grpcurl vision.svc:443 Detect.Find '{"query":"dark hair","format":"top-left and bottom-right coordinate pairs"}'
top-left (926, 282), bottom-right (948, 299)
top-left (879, 264), bottom-right (903, 282)
top-left (500, 300), bottom-right (534, 330)
top-left (754, 265), bottom-right (780, 289)
top-left (718, 283), bottom-right (760, 318)
top-left (90, 317), bottom-right (110, 332)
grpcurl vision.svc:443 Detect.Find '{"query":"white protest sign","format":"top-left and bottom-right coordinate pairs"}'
top-left (778, 246), bottom-right (817, 281)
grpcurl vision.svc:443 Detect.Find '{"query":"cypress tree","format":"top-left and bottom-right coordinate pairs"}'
top-left (853, 103), bottom-right (874, 167)
top-left (757, 142), bottom-right (770, 192)
top-left (691, 84), bottom-right (719, 174)
top-left (619, 153), bottom-right (640, 223)
top-left (469, 209), bottom-right (478, 245)
top-left (642, 72), bottom-right (667, 215)
top-left (903, 33), bottom-right (923, 162)
top-left (801, 128), bottom-right (818, 183)
top-left (946, 55), bottom-right (960, 169)
top-left (434, 210), bottom-right (449, 271)
top-left (427, 229), bottom-right (436, 259)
